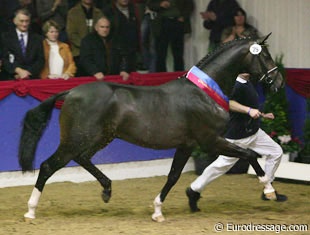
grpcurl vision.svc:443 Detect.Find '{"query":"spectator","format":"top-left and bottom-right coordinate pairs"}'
top-left (131, 0), bottom-right (148, 71)
top-left (103, 0), bottom-right (139, 74)
top-left (40, 20), bottom-right (76, 79)
top-left (147, 0), bottom-right (194, 72)
top-left (140, 4), bottom-right (157, 72)
top-left (66, 0), bottom-right (103, 76)
top-left (1, 8), bottom-right (44, 80)
top-left (200, 0), bottom-right (240, 52)
top-left (79, 16), bottom-right (111, 81)
top-left (221, 7), bottom-right (259, 43)
top-left (186, 73), bottom-right (287, 213)
top-left (36, 0), bottom-right (69, 42)
top-left (0, 0), bottom-right (41, 34)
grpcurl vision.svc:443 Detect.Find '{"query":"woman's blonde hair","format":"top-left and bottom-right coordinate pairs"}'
top-left (42, 20), bottom-right (60, 35)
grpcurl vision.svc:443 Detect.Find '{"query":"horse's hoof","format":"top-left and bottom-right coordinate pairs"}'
top-left (24, 212), bottom-right (35, 222)
top-left (24, 217), bottom-right (34, 223)
top-left (101, 189), bottom-right (111, 203)
top-left (152, 213), bottom-right (165, 222)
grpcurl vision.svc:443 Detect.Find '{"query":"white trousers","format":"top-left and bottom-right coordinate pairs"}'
top-left (191, 128), bottom-right (283, 193)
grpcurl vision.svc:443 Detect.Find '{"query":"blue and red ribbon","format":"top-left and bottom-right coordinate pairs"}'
top-left (186, 66), bottom-right (229, 111)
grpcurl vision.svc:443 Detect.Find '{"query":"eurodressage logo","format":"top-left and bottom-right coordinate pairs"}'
top-left (186, 66), bottom-right (229, 111)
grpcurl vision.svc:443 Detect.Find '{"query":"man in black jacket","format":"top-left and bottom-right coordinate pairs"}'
top-left (102, 0), bottom-right (139, 75)
top-left (80, 16), bottom-right (129, 80)
top-left (147, 0), bottom-right (194, 72)
top-left (80, 16), bottom-right (110, 80)
top-left (1, 8), bottom-right (44, 80)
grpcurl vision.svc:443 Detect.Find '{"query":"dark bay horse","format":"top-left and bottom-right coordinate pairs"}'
top-left (19, 34), bottom-right (283, 222)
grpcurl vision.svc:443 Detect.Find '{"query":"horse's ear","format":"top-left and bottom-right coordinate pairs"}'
top-left (259, 32), bottom-right (272, 45)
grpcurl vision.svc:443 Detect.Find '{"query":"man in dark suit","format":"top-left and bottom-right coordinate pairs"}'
top-left (1, 8), bottom-right (44, 80)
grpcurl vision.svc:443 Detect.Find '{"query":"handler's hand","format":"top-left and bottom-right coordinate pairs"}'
top-left (261, 112), bottom-right (275, 120)
top-left (249, 108), bottom-right (261, 119)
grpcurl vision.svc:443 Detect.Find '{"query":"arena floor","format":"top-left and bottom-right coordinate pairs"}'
top-left (0, 172), bottom-right (309, 235)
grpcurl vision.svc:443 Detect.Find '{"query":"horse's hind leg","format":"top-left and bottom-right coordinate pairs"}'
top-left (152, 147), bottom-right (192, 222)
top-left (24, 146), bottom-right (75, 220)
top-left (74, 157), bottom-right (112, 203)
top-left (214, 137), bottom-right (266, 180)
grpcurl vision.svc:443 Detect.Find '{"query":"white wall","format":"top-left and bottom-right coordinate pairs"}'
top-left (184, 0), bottom-right (310, 69)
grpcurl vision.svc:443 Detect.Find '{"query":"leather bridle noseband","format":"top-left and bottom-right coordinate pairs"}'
top-left (259, 65), bottom-right (278, 84)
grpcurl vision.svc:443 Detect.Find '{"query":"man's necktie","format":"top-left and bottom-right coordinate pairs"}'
top-left (19, 33), bottom-right (26, 56)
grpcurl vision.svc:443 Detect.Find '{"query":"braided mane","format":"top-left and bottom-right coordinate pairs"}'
top-left (196, 37), bottom-right (254, 69)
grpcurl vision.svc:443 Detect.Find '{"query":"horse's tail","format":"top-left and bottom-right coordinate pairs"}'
top-left (18, 91), bottom-right (70, 172)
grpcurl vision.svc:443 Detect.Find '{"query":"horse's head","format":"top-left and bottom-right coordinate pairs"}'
top-left (241, 33), bottom-right (284, 92)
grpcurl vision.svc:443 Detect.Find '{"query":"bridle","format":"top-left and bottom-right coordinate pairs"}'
top-left (259, 66), bottom-right (278, 84)
top-left (248, 42), bottom-right (279, 85)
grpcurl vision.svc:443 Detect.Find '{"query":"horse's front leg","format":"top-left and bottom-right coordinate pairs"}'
top-left (152, 147), bottom-right (192, 222)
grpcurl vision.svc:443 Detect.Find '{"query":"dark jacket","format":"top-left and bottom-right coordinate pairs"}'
top-left (203, 0), bottom-right (240, 44)
top-left (147, 0), bottom-right (194, 34)
top-left (1, 29), bottom-right (44, 80)
top-left (225, 79), bottom-right (260, 139)
top-left (103, 2), bottom-right (139, 54)
top-left (80, 32), bottom-right (110, 76)
top-left (103, 2), bottom-right (139, 72)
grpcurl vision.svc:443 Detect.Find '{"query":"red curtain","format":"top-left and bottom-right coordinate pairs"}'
top-left (286, 69), bottom-right (310, 98)
top-left (0, 72), bottom-right (185, 108)
top-left (0, 69), bottom-right (307, 103)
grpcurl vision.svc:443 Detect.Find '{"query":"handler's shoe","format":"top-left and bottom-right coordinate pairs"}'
top-left (261, 191), bottom-right (287, 202)
top-left (186, 187), bottom-right (201, 212)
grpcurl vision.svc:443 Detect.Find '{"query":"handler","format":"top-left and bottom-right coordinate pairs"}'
top-left (186, 73), bottom-right (287, 212)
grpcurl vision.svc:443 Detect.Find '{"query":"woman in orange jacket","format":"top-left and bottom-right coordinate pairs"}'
top-left (40, 20), bottom-right (76, 79)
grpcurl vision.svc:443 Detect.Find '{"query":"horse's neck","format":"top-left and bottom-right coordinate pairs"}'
top-left (199, 45), bottom-right (247, 95)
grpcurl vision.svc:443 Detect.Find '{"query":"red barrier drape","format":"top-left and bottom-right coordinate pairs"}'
top-left (286, 69), bottom-right (310, 98)
top-left (0, 72), bottom-right (185, 101)
top-left (0, 69), bottom-right (308, 103)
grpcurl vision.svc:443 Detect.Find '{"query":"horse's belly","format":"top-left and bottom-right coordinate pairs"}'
top-left (117, 127), bottom-right (192, 149)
